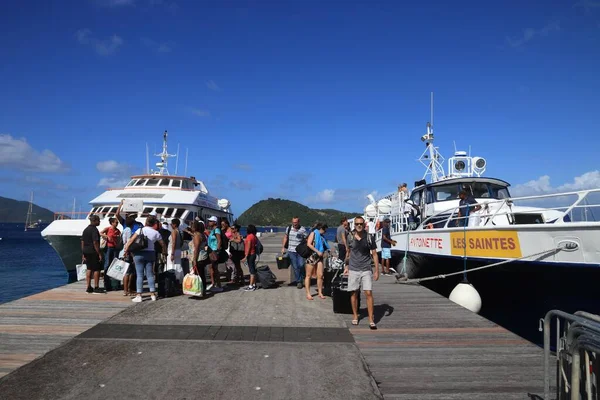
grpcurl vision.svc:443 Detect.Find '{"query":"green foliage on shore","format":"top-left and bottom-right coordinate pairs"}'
top-left (236, 198), bottom-right (360, 227)
top-left (0, 196), bottom-right (55, 223)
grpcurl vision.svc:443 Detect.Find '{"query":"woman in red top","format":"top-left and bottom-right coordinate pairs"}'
top-left (241, 224), bottom-right (258, 291)
top-left (100, 217), bottom-right (121, 291)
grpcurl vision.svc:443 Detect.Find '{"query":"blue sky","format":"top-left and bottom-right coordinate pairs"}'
top-left (1, 0), bottom-right (600, 217)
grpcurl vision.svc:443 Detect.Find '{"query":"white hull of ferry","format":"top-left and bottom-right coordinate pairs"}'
top-left (385, 223), bottom-right (600, 279)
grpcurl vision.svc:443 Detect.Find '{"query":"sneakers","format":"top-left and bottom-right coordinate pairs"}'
top-left (296, 282), bottom-right (303, 289)
top-left (210, 286), bottom-right (223, 293)
top-left (86, 286), bottom-right (93, 294)
top-left (244, 285), bottom-right (256, 292)
top-left (206, 284), bottom-right (213, 291)
top-left (132, 295), bottom-right (143, 303)
top-left (150, 294), bottom-right (157, 301)
top-left (93, 287), bottom-right (106, 295)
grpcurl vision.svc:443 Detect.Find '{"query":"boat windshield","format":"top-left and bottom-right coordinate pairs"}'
top-left (429, 182), bottom-right (511, 203)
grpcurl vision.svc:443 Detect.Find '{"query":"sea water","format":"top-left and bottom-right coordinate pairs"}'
top-left (0, 223), bottom-right (338, 305)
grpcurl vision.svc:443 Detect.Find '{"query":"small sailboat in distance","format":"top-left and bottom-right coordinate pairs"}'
top-left (24, 192), bottom-right (39, 231)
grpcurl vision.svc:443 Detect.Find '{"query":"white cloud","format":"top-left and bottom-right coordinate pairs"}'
top-left (191, 108), bottom-right (210, 117)
top-left (141, 37), bottom-right (173, 53)
top-left (96, 160), bottom-right (130, 174)
top-left (310, 189), bottom-right (336, 204)
top-left (96, 160), bottom-right (137, 187)
top-left (0, 134), bottom-right (69, 173)
top-left (506, 21), bottom-right (560, 48)
top-left (76, 29), bottom-right (123, 56)
top-left (98, 177), bottom-right (130, 188)
top-left (511, 171), bottom-right (600, 197)
top-left (574, 0), bottom-right (600, 13)
top-left (206, 80), bottom-right (221, 91)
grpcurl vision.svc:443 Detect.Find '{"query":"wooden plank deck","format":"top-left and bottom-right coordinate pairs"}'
top-left (345, 280), bottom-right (550, 399)
top-left (0, 280), bottom-right (133, 378)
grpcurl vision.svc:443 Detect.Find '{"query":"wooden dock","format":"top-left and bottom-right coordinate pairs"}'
top-left (346, 280), bottom-right (549, 399)
top-left (0, 281), bottom-right (133, 378)
top-left (0, 232), bottom-right (552, 399)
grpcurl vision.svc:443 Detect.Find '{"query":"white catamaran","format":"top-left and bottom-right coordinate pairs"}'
top-left (362, 94), bottom-right (600, 315)
top-left (42, 131), bottom-right (234, 278)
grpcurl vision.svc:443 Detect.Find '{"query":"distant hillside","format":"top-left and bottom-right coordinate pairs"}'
top-left (236, 198), bottom-right (360, 227)
top-left (0, 196), bottom-right (55, 223)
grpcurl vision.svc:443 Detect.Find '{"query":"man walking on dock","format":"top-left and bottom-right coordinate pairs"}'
top-left (345, 216), bottom-right (379, 329)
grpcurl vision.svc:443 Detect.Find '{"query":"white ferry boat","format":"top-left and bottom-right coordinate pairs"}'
top-left (42, 131), bottom-right (233, 278)
top-left (362, 95), bottom-right (600, 322)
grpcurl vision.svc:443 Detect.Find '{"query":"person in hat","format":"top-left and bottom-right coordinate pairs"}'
top-left (380, 218), bottom-right (396, 275)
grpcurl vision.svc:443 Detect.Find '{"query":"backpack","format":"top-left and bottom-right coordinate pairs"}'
top-left (114, 233), bottom-right (124, 251)
top-left (255, 238), bottom-right (264, 255)
top-left (256, 265), bottom-right (277, 289)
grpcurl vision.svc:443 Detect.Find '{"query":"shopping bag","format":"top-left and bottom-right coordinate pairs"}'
top-left (107, 258), bottom-right (129, 281)
top-left (76, 264), bottom-right (87, 281)
top-left (182, 270), bottom-right (203, 296)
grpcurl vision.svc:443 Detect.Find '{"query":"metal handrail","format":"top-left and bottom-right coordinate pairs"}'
top-left (543, 310), bottom-right (600, 400)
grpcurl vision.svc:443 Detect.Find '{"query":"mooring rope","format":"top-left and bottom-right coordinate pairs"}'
top-left (396, 246), bottom-right (562, 284)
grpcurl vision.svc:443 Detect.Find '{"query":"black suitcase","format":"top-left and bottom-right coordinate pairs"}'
top-left (157, 271), bottom-right (181, 298)
top-left (332, 275), bottom-right (359, 314)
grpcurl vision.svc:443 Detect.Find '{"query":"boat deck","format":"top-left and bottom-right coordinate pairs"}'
top-left (0, 233), bottom-right (552, 399)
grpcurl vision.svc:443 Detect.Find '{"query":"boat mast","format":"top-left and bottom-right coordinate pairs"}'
top-left (418, 92), bottom-right (445, 183)
top-left (152, 130), bottom-right (176, 176)
top-left (24, 192), bottom-right (34, 231)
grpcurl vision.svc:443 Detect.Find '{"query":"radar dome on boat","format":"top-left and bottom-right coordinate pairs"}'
top-left (364, 204), bottom-right (377, 218)
top-left (218, 199), bottom-right (231, 209)
top-left (449, 282), bottom-right (482, 314)
top-left (377, 199), bottom-right (393, 214)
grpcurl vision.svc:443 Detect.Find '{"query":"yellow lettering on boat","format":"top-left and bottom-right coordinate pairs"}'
top-left (450, 231), bottom-right (521, 258)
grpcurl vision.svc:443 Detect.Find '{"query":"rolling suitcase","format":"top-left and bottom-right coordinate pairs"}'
top-left (332, 275), bottom-right (359, 314)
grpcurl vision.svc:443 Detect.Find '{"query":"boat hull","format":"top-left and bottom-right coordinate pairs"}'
top-left (43, 234), bottom-right (84, 281)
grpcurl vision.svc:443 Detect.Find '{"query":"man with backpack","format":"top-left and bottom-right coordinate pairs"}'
top-left (344, 216), bottom-right (380, 330)
top-left (281, 216), bottom-right (307, 289)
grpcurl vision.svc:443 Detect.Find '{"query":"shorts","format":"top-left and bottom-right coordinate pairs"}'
top-left (347, 270), bottom-right (373, 291)
top-left (247, 254), bottom-right (257, 275)
top-left (84, 253), bottom-right (102, 271)
top-left (381, 248), bottom-right (391, 260)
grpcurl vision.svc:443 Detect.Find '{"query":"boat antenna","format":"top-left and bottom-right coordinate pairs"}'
top-left (184, 147), bottom-right (189, 176)
top-left (175, 143), bottom-right (180, 175)
top-left (453, 141), bottom-right (457, 154)
top-left (145, 143), bottom-right (150, 174)
top-left (430, 91), bottom-right (434, 128)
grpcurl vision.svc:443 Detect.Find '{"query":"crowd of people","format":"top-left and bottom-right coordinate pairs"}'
top-left (81, 203), bottom-right (385, 328)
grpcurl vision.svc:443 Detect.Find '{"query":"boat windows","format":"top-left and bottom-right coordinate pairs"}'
top-left (432, 185), bottom-right (460, 202)
top-left (107, 207), bottom-right (118, 217)
top-left (159, 179), bottom-right (171, 187)
top-left (184, 211), bottom-right (195, 225)
top-left (146, 178), bottom-right (160, 186)
top-left (155, 207), bottom-right (165, 216)
top-left (127, 180), bottom-right (137, 187)
top-left (165, 207), bottom-right (174, 217)
top-left (490, 184), bottom-right (510, 199)
top-left (141, 207), bottom-right (153, 217)
top-left (425, 189), bottom-right (434, 204)
top-left (171, 180), bottom-right (181, 188)
top-left (101, 206), bottom-right (111, 215)
top-left (174, 208), bottom-right (185, 218)
top-left (182, 180), bottom-right (194, 190)
top-left (462, 182), bottom-right (489, 198)
top-left (135, 179), bottom-right (147, 186)
top-left (410, 190), bottom-right (422, 207)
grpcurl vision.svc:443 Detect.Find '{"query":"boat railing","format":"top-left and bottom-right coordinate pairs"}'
top-left (409, 188), bottom-right (600, 230)
top-left (52, 211), bottom-right (114, 220)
